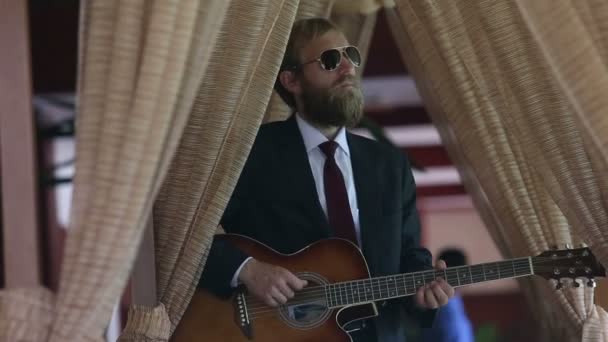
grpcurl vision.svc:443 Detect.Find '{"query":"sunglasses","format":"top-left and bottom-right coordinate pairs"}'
top-left (294, 45), bottom-right (361, 71)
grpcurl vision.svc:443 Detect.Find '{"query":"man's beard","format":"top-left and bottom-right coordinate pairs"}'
top-left (300, 76), bottom-right (364, 128)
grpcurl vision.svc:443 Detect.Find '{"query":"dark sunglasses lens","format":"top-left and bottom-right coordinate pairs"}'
top-left (320, 49), bottom-right (341, 70)
top-left (345, 46), bottom-right (361, 67)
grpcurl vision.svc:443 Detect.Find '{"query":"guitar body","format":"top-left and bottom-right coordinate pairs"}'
top-left (172, 234), bottom-right (378, 342)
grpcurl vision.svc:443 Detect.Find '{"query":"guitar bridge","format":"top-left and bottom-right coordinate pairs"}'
top-left (234, 289), bottom-right (253, 339)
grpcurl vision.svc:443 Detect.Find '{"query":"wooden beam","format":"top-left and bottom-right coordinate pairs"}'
top-left (0, 0), bottom-right (42, 287)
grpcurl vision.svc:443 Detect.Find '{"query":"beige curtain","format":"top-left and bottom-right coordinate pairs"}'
top-left (515, 0), bottom-right (608, 277)
top-left (515, 1), bottom-right (608, 339)
top-left (43, 1), bottom-right (230, 341)
top-left (118, 0), bottom-right (302, 340)
top-left (0, 287), bottom-right (55, 341)
top-left (389, 1), bottom-right (607, 341)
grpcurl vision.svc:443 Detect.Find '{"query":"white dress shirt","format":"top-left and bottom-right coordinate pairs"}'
top-left (230, 114), bottom-right (361, 287)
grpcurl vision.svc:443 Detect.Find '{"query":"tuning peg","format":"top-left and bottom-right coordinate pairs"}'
top-left (579, 242), bottom-right (588, 248)
top-left (565, 243), bottom-right (572, 249)
top-left (587, 279), bottom-right (596, 288)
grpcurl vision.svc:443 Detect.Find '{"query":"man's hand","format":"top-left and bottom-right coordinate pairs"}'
top-left (238, 259), bottom-right (308, 307)
top-left (414, 259), bottom-right (455, 309)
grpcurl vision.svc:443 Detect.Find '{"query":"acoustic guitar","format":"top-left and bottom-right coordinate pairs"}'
top-left (172, 234), bottom-right (606, 341)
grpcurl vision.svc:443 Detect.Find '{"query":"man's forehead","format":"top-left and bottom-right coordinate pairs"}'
top-left (301, 30), bottom-right (349, 58)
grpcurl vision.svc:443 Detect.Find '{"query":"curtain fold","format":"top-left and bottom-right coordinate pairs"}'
top-left (118, 304), bottom-right (172, 341)
top-left (515, 0), bottom-right (608, 273)
top-left (45, 1), bottom-right (229, 340)
top-left (143, 0), bottom-right (300, 338)
top-left (513, 3), bottom-right (608, 339)
top-left (333, 0), bottom-right (395, 15)
top-left (389, 1), bottom-right (607, 340)
top-left (0, 287), bottom-right (54, 341)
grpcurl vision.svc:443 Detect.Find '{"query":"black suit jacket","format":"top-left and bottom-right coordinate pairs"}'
top-left (200, 115), bottom-right (435, 341)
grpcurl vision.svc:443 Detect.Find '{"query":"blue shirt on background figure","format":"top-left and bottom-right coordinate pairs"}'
top-left (423, 295), bottom-right (474, 342)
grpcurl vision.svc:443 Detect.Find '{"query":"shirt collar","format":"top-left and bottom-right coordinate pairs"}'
top-left (295, 113), bottom-right (350, 156)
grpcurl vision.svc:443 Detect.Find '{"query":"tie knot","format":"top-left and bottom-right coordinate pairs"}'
top-left (319, 141), bottom-right (339, 158)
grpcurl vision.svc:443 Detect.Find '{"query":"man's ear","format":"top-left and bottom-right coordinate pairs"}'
top-left (279, 69), bottom-right (301, 95)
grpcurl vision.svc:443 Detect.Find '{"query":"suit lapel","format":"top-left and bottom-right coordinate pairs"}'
top-left (276, 116), bottom-right (331, 237)
top-left (348, 133), bottom-right (382, 263)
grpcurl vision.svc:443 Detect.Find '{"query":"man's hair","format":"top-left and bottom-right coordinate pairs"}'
top-left (275, 18), bottom-right (341, 108)
top-left (437, 248), bottom-right (468, 267)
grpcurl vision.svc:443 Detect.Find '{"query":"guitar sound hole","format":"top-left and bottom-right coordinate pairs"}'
top-left (278, 272), bottom-right (331, 330)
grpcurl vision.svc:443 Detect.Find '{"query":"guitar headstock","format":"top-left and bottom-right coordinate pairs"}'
top-left (533, 247), bottom-right (606, 289)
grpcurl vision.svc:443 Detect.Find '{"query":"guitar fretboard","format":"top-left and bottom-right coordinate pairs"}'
top-left (325, 257), bottom-right (532, 308)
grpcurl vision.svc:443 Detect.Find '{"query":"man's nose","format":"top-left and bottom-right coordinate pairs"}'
top-left (337, 51), bottom-right (356, 76)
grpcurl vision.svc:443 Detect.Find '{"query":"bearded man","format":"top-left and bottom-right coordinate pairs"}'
top-left (200, 18), bottom-right (454, 342)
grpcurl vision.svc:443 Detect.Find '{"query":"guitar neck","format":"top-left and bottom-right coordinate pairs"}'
top-left (325, 257), bottom-right (533, 308)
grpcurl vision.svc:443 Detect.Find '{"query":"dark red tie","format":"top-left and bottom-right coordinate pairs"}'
top-left (319, 141), bottom-right (357, 245)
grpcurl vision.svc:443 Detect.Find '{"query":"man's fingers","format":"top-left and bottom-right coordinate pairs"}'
top-left (424, 286), bottom-right (439, 309)
top-left (283, 269), bottom-right (308, 290)
top-left (277, 281), bottom-right (295, 299)
top-left (415, 286), bottom-right (426, 307)
top-left (431, 282), bottom-right (449, 306)
top-left (436, 259), bottom-right (447, 270)
top-left (265, 297), bottom-right (279, 307)
top-left (436, 278), bottom-right (454, 298)
top-left (270, 287), bottom-right (287, 305)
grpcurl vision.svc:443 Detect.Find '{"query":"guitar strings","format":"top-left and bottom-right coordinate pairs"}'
top-left (246, 264), bottom-right (534, 319)
top-left (243, 256), bottom-right (579, 311)
top-left (244, 259), bottom-right (587, 314)
top-left (243, 260), bottom-right (586, 318)
top-left (245, 264), bottom-right (534, 315)
top-left (246, 264), bottom-right (585, 319)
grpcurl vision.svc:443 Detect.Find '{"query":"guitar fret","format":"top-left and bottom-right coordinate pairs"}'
top-left (409, 274), bottom-right (414, 294)
top-left (365, 279), bottom-right (373, 301)
top-left (424, 271), bottom-right (434, 285)
top-left (384, 277), bottom-right (390, 298)
top-left (372, 278), bottom-right (378, 301)
top-left (332, 284), bottom-right (337, 306)
top-left (416, 273), bottom-right (424, 289)
top-left (511, 260), bottom-right (516, 278)
top-left (333, 284), bottom-right (339, 306)
top-left (468, 267), bottom-right (474, 284)
top-left (394, 276), bottom-right (400, 296)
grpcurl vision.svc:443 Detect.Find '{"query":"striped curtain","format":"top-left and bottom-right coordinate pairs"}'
top-left (47, 1), bottom-right (230, 341)
top-left (118, 0), bottom-right (302, 340)
top-left (389, 1), bottom-right (608, 340)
